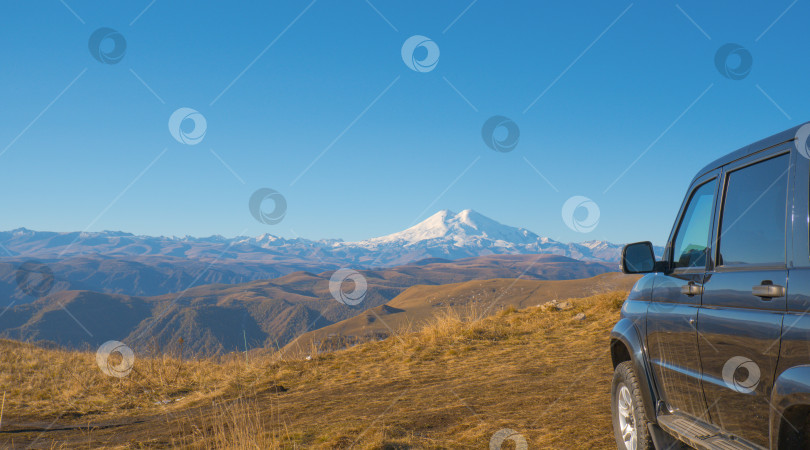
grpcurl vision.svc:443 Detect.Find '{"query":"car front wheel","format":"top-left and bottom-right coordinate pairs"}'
top-left (611, 361), bottom-right (653, 450)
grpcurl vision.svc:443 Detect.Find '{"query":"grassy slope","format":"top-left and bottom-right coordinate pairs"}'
top-left (0, 283), bottom-right (633, 449)
top-left (283, 272), bottom-right (636, 356)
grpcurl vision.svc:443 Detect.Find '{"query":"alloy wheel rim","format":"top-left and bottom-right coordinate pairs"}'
top-left (617, 385), bottom-right (637, 450)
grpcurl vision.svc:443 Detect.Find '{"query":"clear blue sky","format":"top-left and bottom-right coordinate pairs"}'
top-left (0, 1), bottom-right (807, 246)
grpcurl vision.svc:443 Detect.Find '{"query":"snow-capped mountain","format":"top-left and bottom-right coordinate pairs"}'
top-left (0, 210), bottom-right (654, 267)
top-left (335, 209), bottom-right (630, 265)
top-left (356, 210), bottom-right (539, 248)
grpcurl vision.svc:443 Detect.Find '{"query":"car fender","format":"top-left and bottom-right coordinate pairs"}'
top-left (770, 365), bottom-right (810, 448)
top-left (611, 317), bottom-right (657, 422)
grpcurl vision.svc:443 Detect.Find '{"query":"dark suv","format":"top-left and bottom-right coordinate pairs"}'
top-left (611, 123), bottom-right (810, 449)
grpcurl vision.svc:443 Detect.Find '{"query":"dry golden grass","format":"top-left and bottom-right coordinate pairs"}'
top-left (0, 290), bottom-right (628, 449)
top-left (172, 398), bottom-right (284, 449)
top-left (0, 339), bottom-right (276, 421)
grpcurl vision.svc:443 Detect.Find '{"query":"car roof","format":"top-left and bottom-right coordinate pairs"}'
top-left (692, 121), bottom-right (808, 182)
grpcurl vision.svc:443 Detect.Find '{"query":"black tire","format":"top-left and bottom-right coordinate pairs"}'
top-left (611, 361), bottom-right (654, 450)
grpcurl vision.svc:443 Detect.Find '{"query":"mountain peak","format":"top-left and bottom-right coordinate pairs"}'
top-left (457, 208), bottom-right (478, 222)
top-left (424, 209), bottom-right (482, 224)
top-left (356, 209), bottom-right (541, 248)
top-left (428, 209), bottom-right (456, 219)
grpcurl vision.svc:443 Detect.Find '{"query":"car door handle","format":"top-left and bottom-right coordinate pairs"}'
top-left (752, 283), bottom-right (785, 299)
top-left (680, 282), bottom-right (703, 297)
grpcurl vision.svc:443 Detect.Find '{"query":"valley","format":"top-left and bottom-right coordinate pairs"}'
top-left (0, 254), bottom-right (614, 355)
top-left (0, 277), bottom-right (636, 449)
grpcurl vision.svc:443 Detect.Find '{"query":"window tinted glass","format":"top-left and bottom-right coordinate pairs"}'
top-left (718, 154), bottom-right (789, 266)
top-left (672, 180), bottom-right (716, 269)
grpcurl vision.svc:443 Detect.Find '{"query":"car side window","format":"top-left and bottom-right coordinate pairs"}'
top-left (671, 180), bottom-right (716, 269)
top-left (717, 153), bottom-right (789, 266)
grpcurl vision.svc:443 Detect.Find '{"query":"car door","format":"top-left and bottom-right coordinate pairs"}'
top-left (646, 171), bottom-right (718, 420)
top-left (698, 149), bottom-right (791, 447)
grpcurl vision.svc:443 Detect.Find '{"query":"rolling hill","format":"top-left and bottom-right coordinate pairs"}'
top-left (0, 255), bottom-right (312, 305)
top-left (0, 279), bottom-right (635, 448)
top-left (283, 272), bottom-right (638, 355)
top-left (0, 254), bottom-right (615, 355)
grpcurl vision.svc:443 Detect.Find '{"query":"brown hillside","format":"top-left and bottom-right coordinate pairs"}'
top-left (0, 254), bottom-right (612, 355)
top-left (283, 272), bottom-right (638, 356)
top-left (0, 284), bottom-right (634, 448)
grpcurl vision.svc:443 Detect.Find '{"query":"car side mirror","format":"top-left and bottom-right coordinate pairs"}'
top-left (621, 241), bottom-right (657, 274)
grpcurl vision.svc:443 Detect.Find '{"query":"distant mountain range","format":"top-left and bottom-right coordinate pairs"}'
top-left (0, 209), bottom-right (648, 267)
top-left (0, 210), bottom-right (664, 308)
top-left (0, 210), bottom-right (659, 355)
